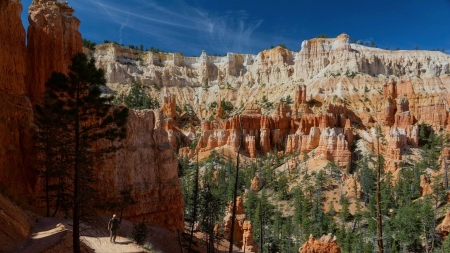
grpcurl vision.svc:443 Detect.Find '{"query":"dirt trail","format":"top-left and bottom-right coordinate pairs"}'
top-left (15, 217), bottom-right (149, 253)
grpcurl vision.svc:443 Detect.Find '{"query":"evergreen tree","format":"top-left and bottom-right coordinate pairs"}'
top-left (34, 92), bottom-right (71, 217)
top-left (117, 82), bottom-right (160, 109)
top-left (42, 53), bottom-right (129, 253)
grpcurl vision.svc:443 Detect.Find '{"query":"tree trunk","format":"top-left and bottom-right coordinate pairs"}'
top-left (229, 117), bottom-right (242, 253)
top-left (376, 132), bottom-right (383, 253)
top-left (73, 91), bottom-right (81, 253)
top-left (188, 153), bottom-right (199, 253)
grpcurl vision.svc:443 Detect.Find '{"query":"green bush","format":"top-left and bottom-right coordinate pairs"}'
top-left (132, 218), bottom-right (148, 245)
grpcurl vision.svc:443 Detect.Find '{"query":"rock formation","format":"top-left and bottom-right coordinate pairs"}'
top-left (0, 0), bottom-right (35, 196)
top-left (0, 0), bottom-right (185, 232)
top-left (95, 110), bottom-right (184, 229)
top-left (222, 196), bottom-right (258, 252)
top-left (299, 234), bottom-right (341, 253)
top-left (27, 0), bottom-right (83, 103)
top-left (438, 211), bottom-right (450, 237)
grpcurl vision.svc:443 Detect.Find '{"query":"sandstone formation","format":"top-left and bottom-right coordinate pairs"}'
top-left (89, 33), bottom-right (450, 174)
top-left (0, 194), bottom-right (33, 253)
top-left (1, 0), bottom-right (184, 233)
top-left (27, 0), bottom-right (82, 103)
top-left (95, 109), bottom-right (184, 230)
top-left (0, 0), bottom-right (35, 196)
top-left (299, 234), bottom-right (341, 253)
top-left (438, 211), bottom-right (450, 237)
top-left (420, 175), bottom-right (433, 197)
top-left (191, 86), bottom-right (355, 168)
top-left (222, 196), bottom-right (258, 252)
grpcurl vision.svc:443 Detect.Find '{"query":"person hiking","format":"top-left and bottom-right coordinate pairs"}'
top-left (108, 214), bottom-right (120, 243)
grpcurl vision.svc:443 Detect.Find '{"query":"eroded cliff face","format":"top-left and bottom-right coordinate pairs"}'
top-left (220, 196), bottom-right (257, 252)
top-left (95, 110), bottom-right (184, 230)
top-left (299, 234), bottom-right (341, 253)
top-left (0, 0), bottom-right (35, 196)
top-left (27, 0), bottom-right (82, 103)
top-left (0, 0), bottom-right (185, 232)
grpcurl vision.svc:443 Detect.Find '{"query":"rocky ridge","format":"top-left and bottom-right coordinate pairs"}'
top-left (90, 34), bottom-right (450, 173)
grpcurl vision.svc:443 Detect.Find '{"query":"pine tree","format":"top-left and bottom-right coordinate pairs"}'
top-left (34, 93), bottom-right (71, 217)
top-left (41, 53), bottom-right (129, 253)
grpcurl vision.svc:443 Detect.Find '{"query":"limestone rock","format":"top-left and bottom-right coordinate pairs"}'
top-left (315, 128), bottom-right (351, 168)
top-left (27, 0), bottom-right (82, 103)
top-left (299, 234), bottom-right (341, 253)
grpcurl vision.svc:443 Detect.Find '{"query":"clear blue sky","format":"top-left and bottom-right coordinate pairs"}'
top-left (21, 0), bottom-right (450, 56)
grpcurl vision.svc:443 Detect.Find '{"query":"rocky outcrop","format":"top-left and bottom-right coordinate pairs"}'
top-left (384, 125), bottom-right (419, 172)
top-left (95, 110), bottom-right (184, 230)
top-left (222, 196), bottom-right (257, 252)
top-left (162, 95), bottom-right (177, 119)
top-left (299, 234), bottom-right (341, 253)
top-left (27, 0), bottom-right (82, 103)
top-left (0, 194), bottom-right (33, 253)
top-left (250, 174), bottom-right (262, 192)
top-left (315, 128), bottom-right (352, 168)
top-left (0, 0), bottom-right (35, 196)
top-left (420, 175), bottom-right (433, 197)
top-left (438, 212), bottom-right (450, 237)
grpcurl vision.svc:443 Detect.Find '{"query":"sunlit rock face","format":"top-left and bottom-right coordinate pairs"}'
top-left (27, 0), bottom-right (82, 103)
top-left (91, 33), bottom-right (450, 173)
top-left (221, 196), bottom-right (258, 253)
top-left (299, 234), bottom-right (341, 253)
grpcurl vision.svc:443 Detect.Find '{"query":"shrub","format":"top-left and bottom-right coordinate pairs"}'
top-left (132, 218), bottom-right (148, 245)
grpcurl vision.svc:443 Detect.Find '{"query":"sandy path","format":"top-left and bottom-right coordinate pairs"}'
top-left (16, 217), bottom-right (150, 253)
top-left (16, 217), bottom-right (70, 253)
top-left (82, 235), bottom-right (146, 253)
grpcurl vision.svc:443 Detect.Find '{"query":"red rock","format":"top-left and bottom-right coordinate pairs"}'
top-left (438, 212), bottom-right (450, 237)
top-left (222, 196), bottom-right (257, 252)
top-left (299, 234), bottom-right (341, 253)
top-left (295, 85), bottom-right (307, 105)
top-left (0, 0), bottom-right (35, 196)
top-left (242, 220), bottom-right (258, 253)
top-left (27, 0), bottom-right (82, 103)
top-left (161, 95), bottom-right (177, 119)
top-left (179, 147), bottom-right (195, 160)
top-left (420, 175), bottom-right (433, 197)
top-left (245, 135), bottom-right (256, 158)
top-left (315, 128), bottom-right (351, 168)
top-left (250, 174), bottom-right (262, 192)
top-left (94, 110), bottom-right (184, 230)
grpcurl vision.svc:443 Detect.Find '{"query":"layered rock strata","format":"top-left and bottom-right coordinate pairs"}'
top-left (92, 33), bottom-right (450, 93)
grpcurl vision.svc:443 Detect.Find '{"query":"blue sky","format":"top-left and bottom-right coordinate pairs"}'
top-left (21, 0), bottom-right (450, 56)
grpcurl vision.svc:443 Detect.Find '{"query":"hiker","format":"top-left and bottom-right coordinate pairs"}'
top-left (108, 214), bottom-right (120, 243)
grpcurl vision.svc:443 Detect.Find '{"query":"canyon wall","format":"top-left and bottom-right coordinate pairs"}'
top-left (0, 0), bottom-right (35, 196)
top-left (1, 0), bottom-right (185, 231)
top-left (96, 109), bottom-right (184, 230)
top-left (90, 34), bottom-right (450, 173)
top-left (27, 0), bottom-right (83, 103)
